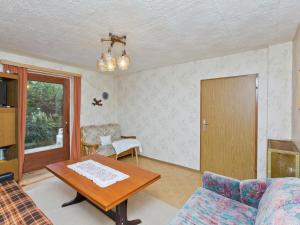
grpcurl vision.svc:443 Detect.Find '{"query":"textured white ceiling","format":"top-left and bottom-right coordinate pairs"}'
top-left (0, 0), bottom-right (299, 74)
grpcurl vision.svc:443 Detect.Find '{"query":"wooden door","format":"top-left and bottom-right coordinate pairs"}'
top-left (24, 74), bottom-right (70, 172)
top-left (200, 75), bottom-right (257, 179)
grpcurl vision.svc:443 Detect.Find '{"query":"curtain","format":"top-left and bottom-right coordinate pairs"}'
top-left (3, 65), bottom-right (28, 180)
top-left (71, 76), bottom-right (81, 160)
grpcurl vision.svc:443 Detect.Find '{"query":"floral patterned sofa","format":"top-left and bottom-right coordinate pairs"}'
top-left (169, 171), bottom-right (300, 225)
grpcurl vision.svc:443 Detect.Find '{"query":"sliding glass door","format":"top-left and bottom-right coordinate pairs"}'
top-left (24, 73), bottom-right (70, 172)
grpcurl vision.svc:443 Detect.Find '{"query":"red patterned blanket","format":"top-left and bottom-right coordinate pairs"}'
top-left (0, 180), bottom-right (52, 225)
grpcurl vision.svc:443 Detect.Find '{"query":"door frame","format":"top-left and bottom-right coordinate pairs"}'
top-left (199, 74), bottom-right (258, 177)
top-left (24, 73), bottom-right (70, 172)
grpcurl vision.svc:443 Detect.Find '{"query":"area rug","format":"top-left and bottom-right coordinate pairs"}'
top-left (25, 177), bottom-right (177, 225)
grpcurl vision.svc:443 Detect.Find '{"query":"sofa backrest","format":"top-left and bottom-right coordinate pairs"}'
top-left (202, 171), bottom-right (241, 202)
top-left (81, 123), bottom-right (121, 144)
top-left (255, 178), bottom-right (300, 225)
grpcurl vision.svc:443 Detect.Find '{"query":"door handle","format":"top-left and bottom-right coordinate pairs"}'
top-left (202, 119), bottom-right (208, 126)
top-left (202, 119), bottom-right (208, 131)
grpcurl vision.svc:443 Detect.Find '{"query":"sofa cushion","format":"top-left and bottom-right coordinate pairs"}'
top-left (82, 123), bottom-right (121, 144)
top-left (255, 178), bottom-right (300, 225)
top-left (100, 135), bottom-right (112, 146)
top-left (0, 180), bottom-right (52, 225)
top-left (240, 179), bottom-right (269, 208)
top-left (96, 145), bottom-right (115, 156)
top-left (169, 187), bottom-right (257, 225)
top-left (259, 204), bottom-right (300, 225)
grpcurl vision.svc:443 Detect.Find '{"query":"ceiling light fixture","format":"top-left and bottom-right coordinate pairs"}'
top-left (117, 49), bottom-right (130, 71)
top-left (97, 33), bottom-right (130, 72)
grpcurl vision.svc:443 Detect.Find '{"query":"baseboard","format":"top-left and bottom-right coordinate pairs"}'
top-left (139, 155), bottom-right (201, 173)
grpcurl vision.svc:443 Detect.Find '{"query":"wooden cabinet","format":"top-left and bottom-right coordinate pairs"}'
top-left (0, 108), bottom-right (16, 147)
top-left (0, 159), bottom-right (18, 180)
top-left (267, 140), bottom-right (300, 178)
top-left (0, 72), bottom-right (19, 180)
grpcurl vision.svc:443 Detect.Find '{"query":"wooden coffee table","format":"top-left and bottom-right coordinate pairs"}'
top-left (46, 154), bottom-right (160, 225)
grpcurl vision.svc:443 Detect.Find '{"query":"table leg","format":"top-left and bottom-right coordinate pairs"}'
top-left (62, 194), bottom-right (141, 225)
top-left (115, 200), bottom-right (141, 225)
top-left (93, 200), bottom-right (141, 225)
top-left (62, 192), bottom-right (86, 207)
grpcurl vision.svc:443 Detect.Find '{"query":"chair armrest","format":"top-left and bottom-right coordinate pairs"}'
top-left (82, 142), bottom-right (99, 148)
top-left (0, 172), bottom-right (14, 183)
top-left (203, 171), bottom-right (241, 201)
top-left (121, 135), bottom-right (136, 139)
top-left (81, 142), bottom-right (99, 156)
top-left (240, 179), bottom-right (269, 208)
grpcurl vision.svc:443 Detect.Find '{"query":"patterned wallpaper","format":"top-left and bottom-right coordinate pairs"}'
top-left (117, 43), bottom-right (293, 178)
top-left (292, 28), bottom-right (300, 148)
top-left (81, 73), bottom-right (118, 126)
top-left (268, 42), bottom-right (293, 140)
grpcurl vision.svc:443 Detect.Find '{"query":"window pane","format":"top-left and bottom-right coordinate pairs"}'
top-left (25, 81), bottom-right (64, 152)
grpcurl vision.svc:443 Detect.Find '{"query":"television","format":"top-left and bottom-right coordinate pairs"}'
top-left (0, 79), bottom-right (7, 106)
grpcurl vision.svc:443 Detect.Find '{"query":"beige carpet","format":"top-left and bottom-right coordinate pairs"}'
top-left (25, 177), bottom-right (178, 225)
top-left (122, 156), bottom-right (202, 208)
top-left (22, 156), bottom-right (201, 208)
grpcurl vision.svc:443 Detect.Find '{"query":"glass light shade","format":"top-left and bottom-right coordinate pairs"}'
top-left (104, 50), bottom-right (113, 61)
top-left (103, 50), bottom-right (116, 71)
top-left (106, 57), bottom-right (116, 71)
top-left (97, 45), bottom-right (130, 72)
top-left (97, 56), bottom-right (107, 72)
top-left (117, 54), bottom-right (130, 70)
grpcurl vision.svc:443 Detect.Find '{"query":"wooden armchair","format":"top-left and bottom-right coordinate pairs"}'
top-left (80, 135), bottom-right (137, 157)
top-left (80, 124), bottom-right (137, 160)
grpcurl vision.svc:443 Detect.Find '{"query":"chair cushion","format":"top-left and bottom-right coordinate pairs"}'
top-left (255, 178), bottom-right (300, 225)
top-left (96, 145), bottom-right (115, 156)
top-left (81, 123), bottom-right (121, 144)
top-left (169, 187), bottom-right (257, 225)
top-left (0, 180), bottom-right (52, 225)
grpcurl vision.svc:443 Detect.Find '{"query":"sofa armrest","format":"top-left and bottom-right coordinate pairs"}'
top-left (0, 172), bottom-right (14, 183)
top-left (202, 171), bottom-right (241, 201)
top-left (240, 179), bottom-right (269, 208)
top-left (121, 135), bottom-right (136, 139)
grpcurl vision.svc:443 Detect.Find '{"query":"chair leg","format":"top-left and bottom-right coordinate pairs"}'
top-left (115, 154), bottom-right (118, 160)
top-left (131, 149), bottom-right (134, 158)
top-left (135, 148), bottom-right (139, 166)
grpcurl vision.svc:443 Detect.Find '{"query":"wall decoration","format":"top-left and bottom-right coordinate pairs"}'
top-left (102, 92), bottom-right (109, 100)
top-left (92, 98), bottom-right (103, 106)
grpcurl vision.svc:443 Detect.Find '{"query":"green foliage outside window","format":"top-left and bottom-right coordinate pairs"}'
top-left (25, 81), bottom-right (63, 150)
